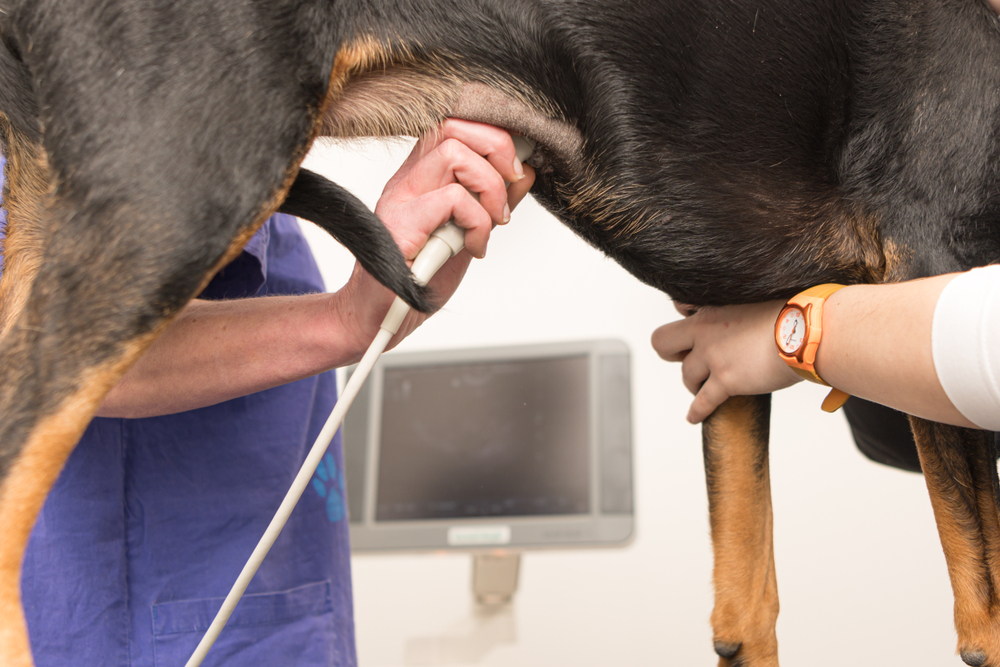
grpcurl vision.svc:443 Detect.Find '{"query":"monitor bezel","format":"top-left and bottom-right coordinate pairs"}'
top-left (343, 339), bottom-right (634, 553)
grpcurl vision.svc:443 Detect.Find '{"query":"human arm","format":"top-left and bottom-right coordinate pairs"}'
top-left (97, 120), bottom-right (534, 418)
top-left (651, 273), bottom-right (979, 428)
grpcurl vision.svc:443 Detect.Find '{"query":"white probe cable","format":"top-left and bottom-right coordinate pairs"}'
top-left (184, 135), bottom-right (533, 667)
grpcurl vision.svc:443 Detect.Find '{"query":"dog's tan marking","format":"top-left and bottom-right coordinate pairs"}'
top-left (323, 60), bottom-right (464, 139)
top-left (0, 322), bottom-right (170, 667)
top-left (703, 395), bottom-right (779, 667)
top-left (878, 238), bottom-right (912, 284)
top-left (555, 171), bottom-right (656, 238)
top-left (319, 36), bottom-right (659, 238)
top-left (321, 35), bottom-right (453, 139)
top-left (0, 123), bottom-right (52, 342)
top-left (822, 204), bottom-right (887, 283)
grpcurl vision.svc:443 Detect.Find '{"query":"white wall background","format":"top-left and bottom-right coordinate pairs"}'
top-left (300, 139), bottom-right (957, 667)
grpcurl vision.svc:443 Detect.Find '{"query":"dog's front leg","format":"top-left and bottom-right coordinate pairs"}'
top-left (702, 394), bottom-right (779, 667)
top-left (910, 418), bottom-right (1000, 666)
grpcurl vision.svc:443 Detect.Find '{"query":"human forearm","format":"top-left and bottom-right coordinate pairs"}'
top-left (96, 294), bottom-right (363, 418)
top-left (817, 276), bottom-right (976, 428)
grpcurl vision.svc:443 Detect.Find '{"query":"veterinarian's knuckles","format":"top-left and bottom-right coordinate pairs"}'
top-left (435, 119), bottom-right (523, 183)
top-left (504, 164), bottom-right (535, 212)
top-left (442, 184), bottom-right (494, 257)
top-left (689, 389), bottom-right (720, 425)
top-left (681, 355), bottom-right (708, 396)
top-left (426, 139), bottom-right (509, 224)
top-left (650, 320), bottom-right (693, 362)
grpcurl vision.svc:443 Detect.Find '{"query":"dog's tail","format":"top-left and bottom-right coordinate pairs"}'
top-left (279, 168), bottom-right (433, 313)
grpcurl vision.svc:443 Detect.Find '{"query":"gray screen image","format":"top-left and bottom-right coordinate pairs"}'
top-left (375, 355), bottom-right (591, 521)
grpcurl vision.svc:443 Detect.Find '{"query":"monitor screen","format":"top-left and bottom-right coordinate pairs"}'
top-left (344, 340), bottom-right (634, 552)
top-left (376, 355), bottom-right (591, 521)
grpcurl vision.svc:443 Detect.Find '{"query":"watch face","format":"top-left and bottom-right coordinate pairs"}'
top-left (777, 307), bottom-right (806, 354)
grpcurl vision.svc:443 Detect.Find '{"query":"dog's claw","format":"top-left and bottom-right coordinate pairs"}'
top-left (961, 649), bottom-right (988, 667)
top-left (714, 640), bottom-right (741, 659)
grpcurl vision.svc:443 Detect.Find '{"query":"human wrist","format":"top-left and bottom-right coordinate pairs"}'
top-left (759, 300), bottom-right (805, 386)
top-left (775, 287), bottom-right (845, 383)
top-left (325, 275), bottom-right (376, 366)
top-left (774, 285), bottom-right (852, 411)
top-left (811, 284), bottom-right (860, 387)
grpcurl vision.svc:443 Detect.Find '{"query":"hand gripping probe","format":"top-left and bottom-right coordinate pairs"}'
top-left (184, 133), bottom-right (534, 667)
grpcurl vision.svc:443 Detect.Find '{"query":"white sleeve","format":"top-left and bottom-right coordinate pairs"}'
top-left (932, 265), bottom-right (1000, 430)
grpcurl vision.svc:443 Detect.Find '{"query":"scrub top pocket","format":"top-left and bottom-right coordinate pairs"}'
top-left (151, 580), bottom-right (335, 667)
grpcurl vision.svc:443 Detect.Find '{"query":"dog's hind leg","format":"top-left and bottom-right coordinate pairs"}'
top-left (910, 419), bottom-right (1000, 666)
top-left (0, 123), bottom-right (56, 667)
top-left (702, 394), bottom-right (779, 667)
top-left (0, 149), bottom-right (296, 666)
top-left (0, 48), bottom-right (331, 667)
top-left (0, 146), bottom-right (310, 665)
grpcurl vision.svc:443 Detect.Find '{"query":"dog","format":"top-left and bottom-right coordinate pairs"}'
top-left (2, 0), bottom-right (1000, 665)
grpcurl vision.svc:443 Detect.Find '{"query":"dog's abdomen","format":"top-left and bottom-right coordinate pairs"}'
top-left (322, 0), bottom-right (1000, 305)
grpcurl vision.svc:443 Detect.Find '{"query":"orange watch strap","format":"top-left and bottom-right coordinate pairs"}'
top-left (799, 283), bottom-right (848, 300)
top-left (791, 365), bottom-right (827, 385)
top-left (821, 388), bottom-right (851, 413)
top-left (780, 283), bottom-right (851, 413)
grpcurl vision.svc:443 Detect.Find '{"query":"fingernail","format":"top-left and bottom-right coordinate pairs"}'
top-left (502, 203), bottom-right (511, 223)
top-left (513, 156), bottom-right (525, 181)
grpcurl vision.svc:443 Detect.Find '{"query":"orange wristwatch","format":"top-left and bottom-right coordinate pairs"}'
top-left (774, 284), bottom-right (851, 413)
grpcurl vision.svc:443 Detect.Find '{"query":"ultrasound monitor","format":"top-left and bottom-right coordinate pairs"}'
top-left (342, 339), bottom-right (634, 558)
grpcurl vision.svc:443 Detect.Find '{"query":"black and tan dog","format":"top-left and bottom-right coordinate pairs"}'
top-left (2, 0), bottom-right (1000, 665)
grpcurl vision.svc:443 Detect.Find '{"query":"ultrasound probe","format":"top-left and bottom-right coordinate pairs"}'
top-left (184, 134), bottom-right (535, 667)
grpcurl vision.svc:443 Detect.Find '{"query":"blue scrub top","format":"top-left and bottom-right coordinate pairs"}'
top-left (1, 157), bottom-right (356, 666)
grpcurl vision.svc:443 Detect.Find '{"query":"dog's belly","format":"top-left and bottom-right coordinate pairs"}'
top-left (319, 56), bottom-right (887, 306)
top-left (316, 0), bottom-right (1000, 307)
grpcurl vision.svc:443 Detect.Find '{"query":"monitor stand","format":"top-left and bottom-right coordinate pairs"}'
top-left (472, 553), bottom-right (521, 606)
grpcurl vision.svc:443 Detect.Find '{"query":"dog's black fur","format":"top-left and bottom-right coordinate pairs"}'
top-left (2, 0), bottom-right (1000, 665)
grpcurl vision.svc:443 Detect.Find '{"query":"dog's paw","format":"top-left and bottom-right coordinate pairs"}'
top-left (714, 641), bottom-right (741, 659)
top-left (310, 452), bottom-right (346, 523)
top-left (961, 649), bottom-right (988, 667)
top-left (711, 637), bottom-right (778, 667)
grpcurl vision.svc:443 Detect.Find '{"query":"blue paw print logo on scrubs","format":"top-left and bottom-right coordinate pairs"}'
top-left (311, 452), bottom-right (345, 523)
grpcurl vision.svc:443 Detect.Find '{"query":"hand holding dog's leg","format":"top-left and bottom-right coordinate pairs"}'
top-left (703, 395), bottom-right (780, 667)
top-left (652, 302), bottom-right (799, 423)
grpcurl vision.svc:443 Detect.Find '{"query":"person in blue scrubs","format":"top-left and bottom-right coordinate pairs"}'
top-left (1, 120), bottom-right (533, 667)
